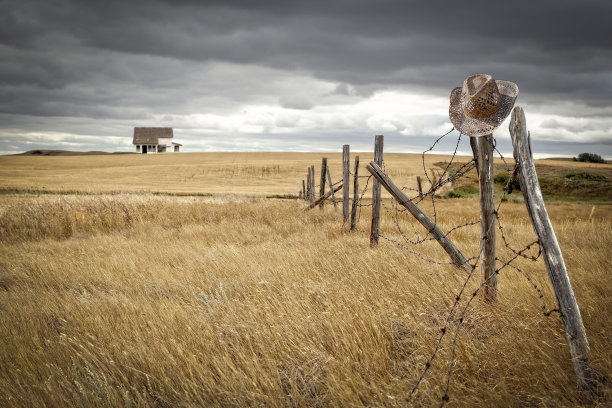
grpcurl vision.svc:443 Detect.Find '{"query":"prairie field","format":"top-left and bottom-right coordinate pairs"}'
top-left (0, 151), bottom-right (512, 197)
top-left (0, 152), bottom-right (611, 407)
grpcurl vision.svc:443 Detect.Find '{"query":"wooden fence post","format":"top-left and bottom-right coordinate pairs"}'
top-left (350, 156), bottom-right (359, 231)
top-left (319, 158), bottom-right (327, 208)
top-left (326, 166), bottom-right (337, 209)
top-left (477, 134), bottom-right (497, 301)
top-left (342, 145), bottom-right (350, 223)
top-left (416, 175), bottom-right (423, 198)
top-left (310, 165), bottom-right (316, 202)
top-left (370, 135), bottom-right (383, 246)
top-left (510, 106), bottom-right (598, 399)
top-left (307, 168), bottom-right (312, 202)
top-left (302, 179), bottom-right (306, 200)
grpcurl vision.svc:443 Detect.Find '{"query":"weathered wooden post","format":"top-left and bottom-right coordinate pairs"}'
top-left (350, 156), bottom-right (359, 231)
top-left (302, 179), bottom-right (306, 200)
top-left (342, 145), bottom-right (350, 223)
top-left (310, 165), bottom-right (316, 202)
top-left (449, 74), bottom-right (517, 301)
top-left (510, 106), bottom-right (598, 399)
top-left (326, 166), bottom-right (337, 209)
top-left (365, 75), bottom-right (523, 304)
top-left (416, 175), bottom-right (423, 198)
top-left (319, 158), bottom-right (327, 208)
top-left (477, 134), bottom-right (497, 301)
top-left (306, 168), bottom-right (312, 202)
top-left (370, 135), bottom-right (383, 246)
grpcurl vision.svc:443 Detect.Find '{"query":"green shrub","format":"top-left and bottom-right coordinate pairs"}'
top-left (565, 172), bottom-right (605, 181)
top-left (446, 190), bottom-right (466, 198)
top-left (445, 185), bottom-right (479, 198)
top-left (494, 173), bottom-right (509, 184)
top-left (573, 153), bottom-right (605, 163)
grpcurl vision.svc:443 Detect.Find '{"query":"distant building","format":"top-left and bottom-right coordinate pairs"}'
top-left (132, 127), bottom-right (182, 153)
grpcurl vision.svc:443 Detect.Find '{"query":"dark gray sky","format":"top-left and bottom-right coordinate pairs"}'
top-left (1, 0), bottom-right (611, 157)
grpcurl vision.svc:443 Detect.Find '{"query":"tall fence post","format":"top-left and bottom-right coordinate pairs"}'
top-left (342, 145), bottom-right (350, 223)
top-left (310, 165), bottom-right (316, 202)
top-left (370, 135), bottom-right (383, 246)
top-left (326, 166), bottom-right (337, 209)
top-left (477, 134), bottom-right (496, 301)
top-left (302, 179), bottom-right (306, 200)
top-left (319, 158), bottom-right (327, 208)
top-left (350, 156), bottom-right (359, 231)
top-left (307, 167), bottom-right (312, 202)
top-left (510, 106), bottom-right (598, 400)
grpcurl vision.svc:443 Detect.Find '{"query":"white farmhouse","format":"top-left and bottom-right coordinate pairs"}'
top-left (133, 127), bottom-right (182, 153)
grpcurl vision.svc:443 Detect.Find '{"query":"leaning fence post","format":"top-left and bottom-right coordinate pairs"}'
top-left (366, 162), bottom-right (472, 272)
top-left (477, 134), bottom-right (497, 301)
top-left (350, 156), bottom-right (359, 231)
top-left (416, 175), bottom-right (423, 198)
top-left (370, 135), bottom-right (383, 246)
top-left (305, 183), bottom-right (343, 211)
top-left (510, 106), bottom-right (598, 400)
top-left (342, 145), bottom-right (350, 223)
top-left (326, 166), bottom-right (337, 209)
top-left (319, 158), bottom-right (327, 208)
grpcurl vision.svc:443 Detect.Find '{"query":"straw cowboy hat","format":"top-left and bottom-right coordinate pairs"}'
top-left (449, 74), bottom-right (519, 137)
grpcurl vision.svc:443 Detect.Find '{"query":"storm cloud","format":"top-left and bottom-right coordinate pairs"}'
top-left (1, 0), bottom-right (611, 156)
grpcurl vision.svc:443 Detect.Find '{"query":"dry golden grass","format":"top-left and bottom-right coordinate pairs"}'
top-left (0, 152), bottom-right (488, 196)
top-left (0, 153), bottom-right (610, 407)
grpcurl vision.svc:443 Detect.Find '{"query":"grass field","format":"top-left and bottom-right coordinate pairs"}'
top-left (0, 152), bottom-right (610, 407)
top-left (0, 152), bottom-right (462, 197)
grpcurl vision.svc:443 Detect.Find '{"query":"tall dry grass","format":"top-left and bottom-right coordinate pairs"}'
top-left (0, 192), bottom-right (610, 407)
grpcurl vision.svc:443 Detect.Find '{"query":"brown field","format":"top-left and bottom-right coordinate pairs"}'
top-left (0, 152), bottom-right (611, 407)
top-left (0, 152), bottom-right (501, 196)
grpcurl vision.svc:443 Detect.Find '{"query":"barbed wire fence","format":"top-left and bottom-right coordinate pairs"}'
top-left (296, 126), bottom-right (592, 406)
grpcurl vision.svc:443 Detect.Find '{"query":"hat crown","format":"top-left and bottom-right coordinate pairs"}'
top-left (461, 74), bottom-right (502, 119)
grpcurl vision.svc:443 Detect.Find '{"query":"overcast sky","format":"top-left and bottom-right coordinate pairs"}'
top-left (1, 0), bottom-right (611, 157)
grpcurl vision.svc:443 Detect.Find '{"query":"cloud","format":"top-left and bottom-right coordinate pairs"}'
top-left (0, 0), bottom-right (611, 157)
top-left (279, 95), bottom-right (314, 110)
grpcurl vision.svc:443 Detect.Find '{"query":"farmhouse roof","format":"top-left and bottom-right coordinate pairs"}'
top-left (132, 127), bottom-right (173, 144)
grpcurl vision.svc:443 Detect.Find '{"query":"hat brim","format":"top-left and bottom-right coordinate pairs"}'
top-left (449, 80), bottom-right (518, 137)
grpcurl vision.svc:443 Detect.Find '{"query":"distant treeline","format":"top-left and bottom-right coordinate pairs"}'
top-left (16, 150), bottom-right (134, 156)
top-left (573, 152), bottom-right (605, 163)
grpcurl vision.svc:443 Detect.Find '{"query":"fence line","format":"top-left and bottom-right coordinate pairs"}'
top-left (296, 107), bottom-right (599, 403)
